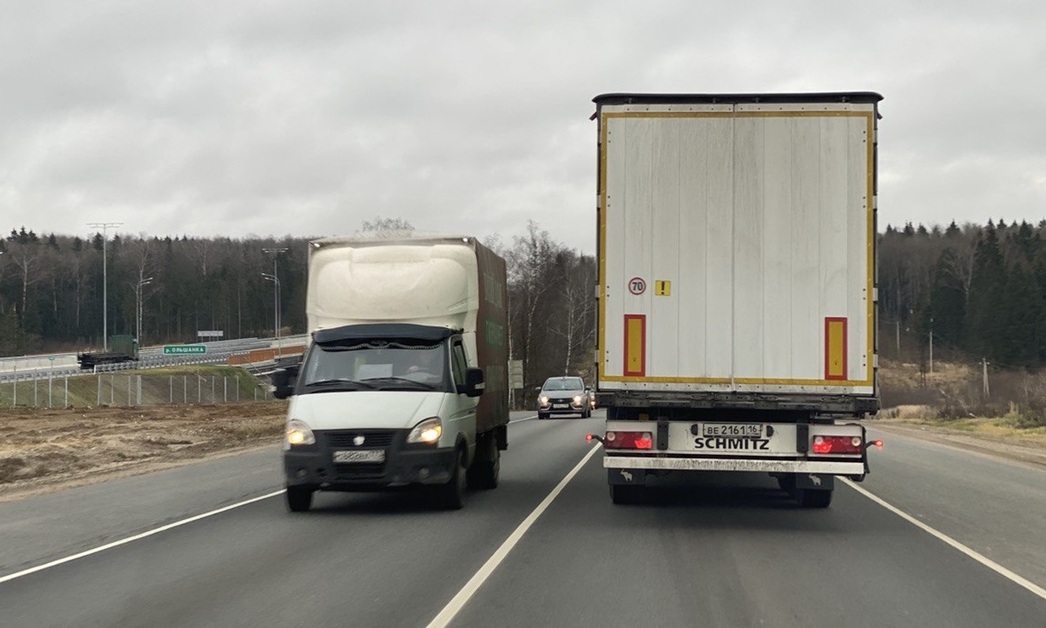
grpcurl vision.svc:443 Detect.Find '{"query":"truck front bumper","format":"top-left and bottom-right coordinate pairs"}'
top-left (285, 447), bottom-right (457, 490)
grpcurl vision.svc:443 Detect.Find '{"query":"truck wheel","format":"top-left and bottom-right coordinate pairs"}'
top-left (437, 449), bottom-right (467, 510)
top-left (467, 436), bottom-right (500, 490)
top-left (797, 489), bottom-right (833, 508)
top-left (610, 484), bottom-right (641, 505)
top-left (286, 486), bottom-right (314, 512)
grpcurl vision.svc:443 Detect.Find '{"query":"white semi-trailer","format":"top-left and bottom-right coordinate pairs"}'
top-left (591, 92), bottom-right (883, 507)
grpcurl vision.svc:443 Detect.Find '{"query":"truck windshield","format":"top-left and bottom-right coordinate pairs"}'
top-left (298, 340), bottom-right (450, 393)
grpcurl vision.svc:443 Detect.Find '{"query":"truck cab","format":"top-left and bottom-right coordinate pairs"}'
top-left (276, 323), bottom-right (489, 511)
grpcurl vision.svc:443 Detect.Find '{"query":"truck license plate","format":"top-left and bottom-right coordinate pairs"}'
top-left (333, 449), bottom-right (385, 463)
top-left (702, 423), bottom-right (763, 438)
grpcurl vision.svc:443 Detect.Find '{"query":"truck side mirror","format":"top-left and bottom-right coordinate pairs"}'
top-left (460, 367), bottom-right (485, 398)
top-left (271, 366), bottom-right (298, 400)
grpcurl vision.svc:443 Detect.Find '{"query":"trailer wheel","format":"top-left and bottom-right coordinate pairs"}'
top-left (797, 489), bottom-right (833, 509)
top-left (286, 486), bottom-right (314, 512)
top-left (610, 484), bottom-right (641, 505)
top-left (467, 435), bottom-right (500, 490)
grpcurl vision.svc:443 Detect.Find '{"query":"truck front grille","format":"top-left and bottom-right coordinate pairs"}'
top-left (326, 431), bottom-right (396, 448)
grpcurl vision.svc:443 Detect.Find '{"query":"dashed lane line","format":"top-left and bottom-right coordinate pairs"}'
top-left (426, 444), bottom-right (602, 628)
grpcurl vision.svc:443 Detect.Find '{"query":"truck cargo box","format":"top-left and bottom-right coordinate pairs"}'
top-left (594, 93), bottom-right (880, 412)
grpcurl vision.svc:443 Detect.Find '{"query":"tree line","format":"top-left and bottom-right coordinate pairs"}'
top-left (0, 220), bottom-right (595, 394)
top-left (880, 219), bottom-right (1046, 370)
top-left (5, 216), bottom-right (1045, 390)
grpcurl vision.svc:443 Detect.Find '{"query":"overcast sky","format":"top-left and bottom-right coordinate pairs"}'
top-left (2, 0), bottom-right (1044, 254)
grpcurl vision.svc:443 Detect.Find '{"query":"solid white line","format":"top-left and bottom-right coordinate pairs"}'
top-left (841, 479), bottom-right (1046, 601)
top-left (0, 489), bottom-right (286, 585)
top-left (426, 444), bottom-right (602, 628)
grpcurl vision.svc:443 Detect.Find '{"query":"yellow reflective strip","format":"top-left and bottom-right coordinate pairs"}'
top-left (826, 318), bottom-right (847, 379)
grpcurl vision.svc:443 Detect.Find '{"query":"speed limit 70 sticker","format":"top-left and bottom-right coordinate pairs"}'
top-left (628, 277), bottom-right (646, 295)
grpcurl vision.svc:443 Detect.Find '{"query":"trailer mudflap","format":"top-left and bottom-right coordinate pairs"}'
top-left (608, 468), bottom-right (647, 485)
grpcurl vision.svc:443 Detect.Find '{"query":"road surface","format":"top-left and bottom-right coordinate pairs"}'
top-left (0, 413), bottom-right (1043, 627)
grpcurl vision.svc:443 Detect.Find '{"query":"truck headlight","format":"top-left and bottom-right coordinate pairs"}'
top-left (286, 419), bottom-right (316, 446)
top-left (407, 417), bottom-right (442, 444)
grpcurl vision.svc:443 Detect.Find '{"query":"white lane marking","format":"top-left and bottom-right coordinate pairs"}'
top-left (509, 414), bottom-right (537, 423)
top-left (0, 490), bottom-right (285, 585)
top-left (841, 479), bottom-right (1046, 601)
top-left (427, 444), bottom-right (602, 628)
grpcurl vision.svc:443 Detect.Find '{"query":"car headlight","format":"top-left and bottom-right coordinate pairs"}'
top-left (539, 395), bottom-right (549, 405)
top-left (286, 419), bottom-right (316, 446)
top-left (407, 417), bottom-right (442, 444)
top-left (573, 395), bottom-right (582, 404)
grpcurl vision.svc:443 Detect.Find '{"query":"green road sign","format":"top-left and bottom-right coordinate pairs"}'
top-left (163, 345), bottom-right (207, 355)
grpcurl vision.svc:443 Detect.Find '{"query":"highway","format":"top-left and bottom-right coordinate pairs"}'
top-left (0, 412), bottom-right (1043, 627)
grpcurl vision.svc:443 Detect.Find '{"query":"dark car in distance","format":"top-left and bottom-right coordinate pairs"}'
top-left (537, 376), bottom-right (592, 419)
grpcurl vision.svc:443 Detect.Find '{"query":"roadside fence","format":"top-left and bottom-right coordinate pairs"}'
top-left (0, 371), bottom-right (276, 409)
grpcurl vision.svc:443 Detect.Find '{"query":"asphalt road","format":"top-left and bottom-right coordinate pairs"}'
top-left (0, 412), bottom-right (1043, 627)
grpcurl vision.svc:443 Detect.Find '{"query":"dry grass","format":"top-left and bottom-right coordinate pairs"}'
top-left (877, 359), bottom-right (1046, 451)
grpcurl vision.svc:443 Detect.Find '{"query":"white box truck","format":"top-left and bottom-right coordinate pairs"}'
top-left (274, 235), bottom-right (509, 511)
top-left (591, 92), bottom-right (883, 507)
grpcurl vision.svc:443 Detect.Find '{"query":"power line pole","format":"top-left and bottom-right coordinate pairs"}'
top-left (88, 221), bottom-right (123, 351)
top-left (982, 358), bottom-right (990, 398)
top-left (262, 247), bottom-right (288, 359)
top-left (928, 319), bottom-right (933, 375)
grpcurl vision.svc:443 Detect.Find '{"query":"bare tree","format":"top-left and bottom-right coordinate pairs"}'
top-left (506, 221), bottom-right (561, 386)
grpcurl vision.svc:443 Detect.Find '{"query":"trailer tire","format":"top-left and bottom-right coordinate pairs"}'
top-left (610, 483), bottom-right (641, 505)
top-left (797, 489), bottom-right (833, 509)
top-left (286, 486), bottom-right (314, 512)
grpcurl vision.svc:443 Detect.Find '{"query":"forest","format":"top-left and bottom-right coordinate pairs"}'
top-left (2, 217), bottom-right (1046, 392)
top-left (0, 220), bottom-right (595, 392)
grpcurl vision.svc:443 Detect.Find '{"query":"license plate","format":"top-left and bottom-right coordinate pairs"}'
top-left (702, 423), bottom-right (763, 438)
top-left (333, 449), bottom-right (385, 463)
top-left (554, 403), bottom-right (567, 409)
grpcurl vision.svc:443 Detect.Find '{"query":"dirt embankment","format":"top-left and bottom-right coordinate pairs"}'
top-left (0, 402), bottom-right (287, 502)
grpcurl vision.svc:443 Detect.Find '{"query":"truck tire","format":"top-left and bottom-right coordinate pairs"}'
top-left (610, 483), bottom-right (641, 505)
top-left (437, 448), bottom-right (467, 510)
top-left (467, 436), bottom-right (500, 490)
top-left (286, 486), bottom-right (314, 512)
top-left (797, 489), bottom-right (833, 508)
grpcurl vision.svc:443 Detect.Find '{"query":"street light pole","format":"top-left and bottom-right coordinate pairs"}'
top-left (88, 221), bottom-right (123, 352)
top-left (136, 277), bottom-right (153, 346)
top-left (262, 272), bottom-right (282, 360)
top-left (262, 247), bottom-right (288, 359)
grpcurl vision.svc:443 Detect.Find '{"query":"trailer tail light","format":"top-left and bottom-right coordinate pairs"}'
top-left (811, 435), bottom-right (863, 454)
top-left (604, 431), bottom-right (654, 450)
